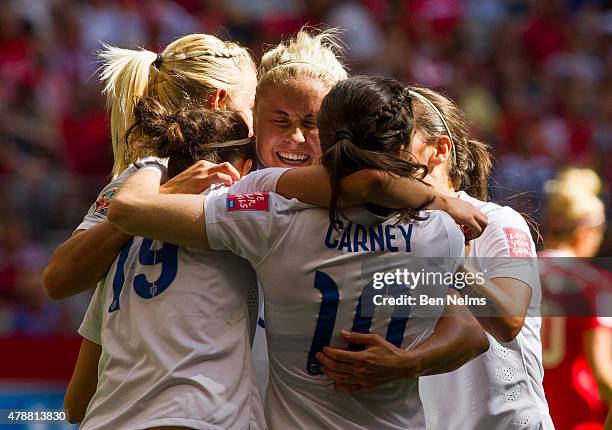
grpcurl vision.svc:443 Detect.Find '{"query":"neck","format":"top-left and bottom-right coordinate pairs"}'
top-left (426, 171), bottom-right (458, 198)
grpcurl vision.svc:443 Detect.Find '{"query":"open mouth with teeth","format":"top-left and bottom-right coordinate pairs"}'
top-left (276, 151), bottom-right (311, 165)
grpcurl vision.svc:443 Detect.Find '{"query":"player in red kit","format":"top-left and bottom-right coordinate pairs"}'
top-left (540, 168), bottom-right (612, 430)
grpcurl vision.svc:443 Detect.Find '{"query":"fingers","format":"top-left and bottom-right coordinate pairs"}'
top-left (341, 330), bottom-right (384, 346)
top-left (321, 346), bottom-right (363, 365)
top-left (461, 211), bottom-right (487, 241)
top-left (316, 352), bottom-right (354, 374)
top-left (206, 161), bottom-right (241, 183)
top-left (206, 172), bottom-right (235, 187)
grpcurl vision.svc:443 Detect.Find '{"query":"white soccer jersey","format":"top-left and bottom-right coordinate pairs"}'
top-left (77, 166), bottom-right (289, 430)
top-left (418, 191), bottom-right (554, 430)
top-left (204, 187), bottom-right (465, 430)
top-left (76, 157), bottom-right (168, 232)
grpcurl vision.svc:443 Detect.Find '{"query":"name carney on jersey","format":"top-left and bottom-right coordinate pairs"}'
top-left (324, 222), bottom-right (413, 253)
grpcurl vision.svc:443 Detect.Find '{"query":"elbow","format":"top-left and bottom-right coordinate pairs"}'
top-left (492, 317), bottom-right (525, 343)
top-left (462, 317), bottom-right (490, 357)
top-left (42, 264), bottom-right (67, 300)
top-left (64, 397), bottom-right (84, 424)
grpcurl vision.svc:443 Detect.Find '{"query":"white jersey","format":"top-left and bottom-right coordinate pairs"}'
top-left (78, 165), bottom-right (288, 430)
top-left (76, 157), bottom-right (168, 232)
top-left (204, 184), bottom-right (465, 430)
top-left (418, 191), bottom-right (554, 430)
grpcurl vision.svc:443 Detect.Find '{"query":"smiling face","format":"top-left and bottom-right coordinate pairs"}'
top-left (255, 78), bottom-right (329, 167)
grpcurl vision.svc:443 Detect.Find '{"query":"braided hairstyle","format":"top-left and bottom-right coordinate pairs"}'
top-left (99, 33), bottom-right (256, 177)
top-left (317, 76), bottom-right (431, 227)
top-left (126, 97), bottom-right (253, 179)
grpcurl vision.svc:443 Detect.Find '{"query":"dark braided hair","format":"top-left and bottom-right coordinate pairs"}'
top-left (317, 76), bottom-right (432, 228)
top-left (125, 97), bottom-right (254, 178)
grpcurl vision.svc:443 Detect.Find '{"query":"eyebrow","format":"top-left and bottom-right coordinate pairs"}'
top-left (272, 110), bottom-right (289, 117)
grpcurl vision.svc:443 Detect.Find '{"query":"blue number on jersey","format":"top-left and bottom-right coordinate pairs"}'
top-left (133, 239), bottom-right (179, 298)
top-left (306, 270), bottom-right (411, 375)
top-left (108, 238), bottom-right (179, 312)
top-left (307, 271), bottom-right (340, 374)
top-left (109, 238), bottom-right (134, 312)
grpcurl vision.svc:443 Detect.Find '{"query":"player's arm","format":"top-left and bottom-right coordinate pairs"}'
top-left (454, 268), bottom-right (532, 342)
top-left (108, 165), bottom-right (240, 249)
top-left (584, 326), bottom-right (612, 403)
top-left (317, 291), bottom-right (489, 391)
top-left (43, 224), bottom-right (131, 299)
top-left (64, 338), bottom-right (101, 424)
top-left (276, 166), bottom-right (487, 240)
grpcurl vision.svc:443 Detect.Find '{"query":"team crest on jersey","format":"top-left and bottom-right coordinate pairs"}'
top-left (94, 187), bottom-right (118, 216)
top-left (503, 227), bottom-right (533, 257)
top-left (227, 192), bottom-right (269, 211)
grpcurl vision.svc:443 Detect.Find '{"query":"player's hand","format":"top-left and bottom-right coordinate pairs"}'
top-left (160, 160), bottom-right (241, 194)
top-left (435, 195), bottom-right (487, 242)
top-left (315, 330), bottom-right (418, 393)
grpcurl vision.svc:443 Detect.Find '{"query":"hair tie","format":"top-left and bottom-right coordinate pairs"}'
top-left (153, 53), bottom-right (164, 69)
top-left (335, 130), bottom-right (353, 142)
top-left (165, 113), bottom-right (177, 124)
top-left (207, 137), bottom-right (253, 149)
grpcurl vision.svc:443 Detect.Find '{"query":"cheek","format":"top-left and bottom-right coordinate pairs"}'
top-left (308, 134), bottom-right (322, 155)
top-left (255, 124), bottom-right (279, 166)
top-left (409, 141), bottom-right (429, 164)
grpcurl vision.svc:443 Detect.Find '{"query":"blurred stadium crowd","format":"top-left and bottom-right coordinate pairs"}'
top-left (0, 0), bottom-right (610, 335)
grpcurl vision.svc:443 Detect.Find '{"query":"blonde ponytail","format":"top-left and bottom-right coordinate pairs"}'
top-left (99, 45), bottom-right (159, 177)
top-left (99, 34), bottom-right (255, 178)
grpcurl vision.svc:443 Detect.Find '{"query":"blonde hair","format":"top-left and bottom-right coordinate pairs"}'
top-left (544, 168), bottom-right (605, 239)
top-left (255, 28), bottom-right (348, 108)
top-left (99, 34), bottom-right (255, 177)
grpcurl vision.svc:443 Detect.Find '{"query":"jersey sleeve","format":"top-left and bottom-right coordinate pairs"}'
top-left (204, 190), bottom-right (303, 267)
top-left (474, 206), bottom-right (539, 288)
top-left (78, 281), bottom-right (106, 345)
top-left (75, 158), bottom-right (167, 232)
top-left (228, 168), bottom-right (291, 194)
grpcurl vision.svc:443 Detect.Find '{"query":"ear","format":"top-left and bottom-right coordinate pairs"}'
top-left (431, 136), bottom-right (452, 166)
top-left (241, 159), bottom-right (253, 177)
top-left (210, 89), bottom-right (228, 110)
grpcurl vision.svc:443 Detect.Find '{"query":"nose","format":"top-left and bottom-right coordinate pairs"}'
top-left (286, 126), bottom-right (306, 144)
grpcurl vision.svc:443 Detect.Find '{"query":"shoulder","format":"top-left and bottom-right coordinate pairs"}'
top-left (227, 168), bottom-right (291, 195)
top-left (414, 210), bottom-right (464, 255)
top-left (461, 193), bottom-right (536, 257)
top-left (461, 192), bottom-right (531, 237)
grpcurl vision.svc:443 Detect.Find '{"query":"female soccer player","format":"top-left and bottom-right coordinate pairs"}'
top-left (43, 33), bottom-right (257, 300)
top-left (539, 168), bottom-right (611, 430)
top-left (74, 99), bottom-right (270, 430)
top-left (317, 85), bottom-right (555, 429)
top-left (107, 75), bottom-right (485, 429)
top-left (44, 32), bottom-right (259, 425)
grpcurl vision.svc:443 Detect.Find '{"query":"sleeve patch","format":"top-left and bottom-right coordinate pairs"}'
top-left (503, 227), bottom-right (533, 257)
top-left (227, 192), bottom-right (269, 211)
top-left (94, 187), bottom-right (118, 216)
